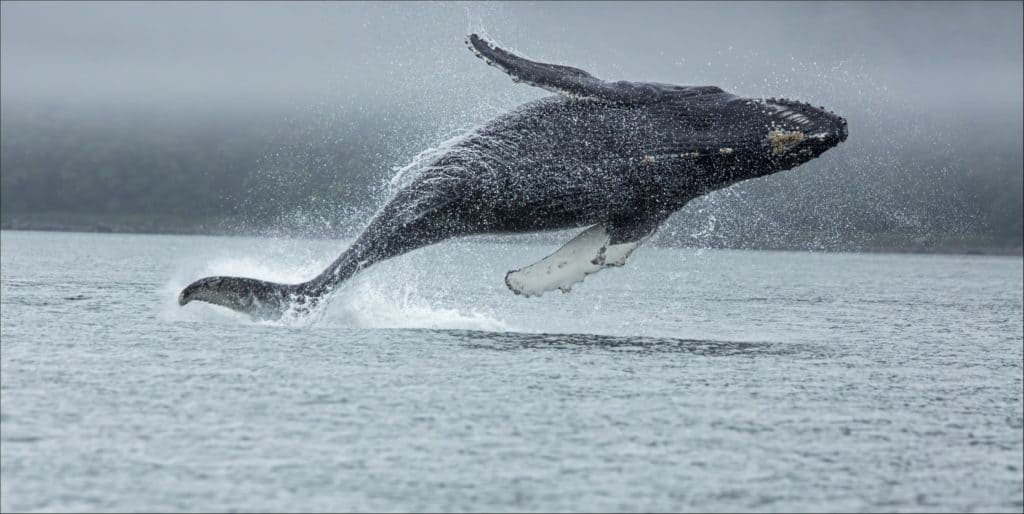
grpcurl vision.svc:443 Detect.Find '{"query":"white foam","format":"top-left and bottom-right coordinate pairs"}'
top-left (322, 278), bottom-right (509, 332)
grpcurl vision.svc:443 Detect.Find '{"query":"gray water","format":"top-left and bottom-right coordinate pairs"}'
top-left (1, 229), bottom-right (1021, 512)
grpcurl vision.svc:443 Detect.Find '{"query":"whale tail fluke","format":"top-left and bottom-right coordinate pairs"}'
top-left (178, 276), bottom-right (318, 321)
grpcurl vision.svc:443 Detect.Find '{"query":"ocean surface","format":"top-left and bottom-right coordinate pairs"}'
top-left (1, 229), bottom-right (1021, 512)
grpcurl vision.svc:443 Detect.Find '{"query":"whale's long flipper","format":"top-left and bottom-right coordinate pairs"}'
top-left (504, 215), bottom-right (665, 297)
top-left (466, 34), bottom-right (648, 104)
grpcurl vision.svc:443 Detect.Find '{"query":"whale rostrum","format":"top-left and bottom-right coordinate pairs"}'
top-left (179, 34), bottom-right (848, 320)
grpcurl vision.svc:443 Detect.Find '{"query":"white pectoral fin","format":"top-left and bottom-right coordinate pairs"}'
top-left (504, 224), bottom-right (645, 297)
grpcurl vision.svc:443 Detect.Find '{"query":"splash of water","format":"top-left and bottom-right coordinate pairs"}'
top-left (386, 126), bottom-right (477, 193)
top-left (322, 278), bottom-right (509, 332)
top-left (164, 236), bottom-right (508, 331)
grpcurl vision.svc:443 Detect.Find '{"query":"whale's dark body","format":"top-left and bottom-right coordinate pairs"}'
top-left (179, 34), bottom-right (848, 319)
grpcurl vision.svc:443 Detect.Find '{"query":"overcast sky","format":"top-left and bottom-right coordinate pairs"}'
top-left (2, 1), bottom-right (1021, 120)
top-left (2, 0), bottom-right (1022, 199)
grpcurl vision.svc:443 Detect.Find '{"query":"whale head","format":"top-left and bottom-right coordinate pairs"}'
top-left (650, 87), bottom-right (848, 185)
top-left (656, 93), bottom-right (849, 187)
top-left (745, 97), bottom-right (848, 169)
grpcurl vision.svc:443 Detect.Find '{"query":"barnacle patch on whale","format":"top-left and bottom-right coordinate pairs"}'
top-left (768, 130), bottom-right (805, 155)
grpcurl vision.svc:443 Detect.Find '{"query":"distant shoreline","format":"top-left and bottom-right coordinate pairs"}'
top-left (3, 220), bottom-right (1020, 258)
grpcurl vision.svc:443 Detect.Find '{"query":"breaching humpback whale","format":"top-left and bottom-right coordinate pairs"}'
top-left (179, 34), bottom-right (848, 320)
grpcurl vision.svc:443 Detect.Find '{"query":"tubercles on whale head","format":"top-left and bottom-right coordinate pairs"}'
top-left (739, 97), bottom-right (847, 162)
top-left (758, 97), bottom-right (848, 147)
